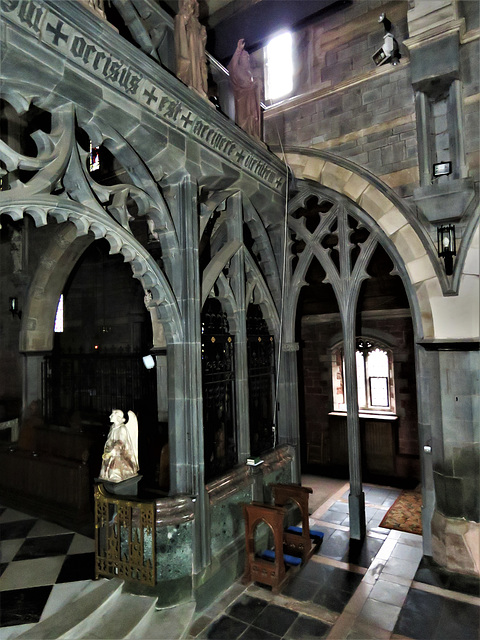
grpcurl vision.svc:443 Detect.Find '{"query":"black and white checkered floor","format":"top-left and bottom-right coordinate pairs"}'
top-left (0, 505), bottom-right (95, 634)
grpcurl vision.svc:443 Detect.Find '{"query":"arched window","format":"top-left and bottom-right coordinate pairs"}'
top-left (332, 339), bottom-right (396, 415)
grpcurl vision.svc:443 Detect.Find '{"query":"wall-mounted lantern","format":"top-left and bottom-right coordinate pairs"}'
top-left (437, 224), bottom-right (456, 276)
top-left (9, 297), bottom-right (22, 319)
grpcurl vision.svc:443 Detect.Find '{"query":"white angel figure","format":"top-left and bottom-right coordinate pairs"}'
top-left (99, 409), bottom-right (139, 483)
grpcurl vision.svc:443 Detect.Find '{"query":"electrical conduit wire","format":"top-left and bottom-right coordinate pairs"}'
top-left (272, 124), bottom-right (290, 448)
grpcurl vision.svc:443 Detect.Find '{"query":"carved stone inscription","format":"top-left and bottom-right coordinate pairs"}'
top-left (1, 0), bottom-right (284, 190)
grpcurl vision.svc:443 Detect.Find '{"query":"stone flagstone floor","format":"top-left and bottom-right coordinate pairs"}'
top-left (186, 481), bottom-right (480, 640)
top-left (0, 479), bottom-right (478, 639)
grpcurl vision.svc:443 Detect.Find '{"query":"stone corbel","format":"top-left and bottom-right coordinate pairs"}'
top-left (413, 179), bottom-right (475, 224)
top-left (78, 0), bottom-right (107, 20)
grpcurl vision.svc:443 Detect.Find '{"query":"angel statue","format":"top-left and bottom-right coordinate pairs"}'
top-left (99, 409), bottom-right (139, 483)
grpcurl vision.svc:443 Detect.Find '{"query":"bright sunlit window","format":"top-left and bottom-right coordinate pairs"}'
top-left (54, 294), bottom-right (64, 333)
top-left (264, 31), bottom-right (293, 101)
top-left (332, 339), bottom-right (395, 414)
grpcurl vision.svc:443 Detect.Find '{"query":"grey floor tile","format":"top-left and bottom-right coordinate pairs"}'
top-left (313, 587), bottom-right (353, 613)
top-left (393, 588), bottom-right (444, 640)
top-left (251, 604), bottom-right (298, 637)
top-left (282, 577), bottom-right (320, 602)
top-left (285, 614), bottom-right (331, 639)
top-left (434, 597), bottom-right (480, 640)
top-left (369, 578), bottom-right (409, 607)
top-left (227, 595), bottom-right (268, 624)
top-left (206, 615), bottom-right (248, 639)
top-left (357, 598), bottom-right (401, 632)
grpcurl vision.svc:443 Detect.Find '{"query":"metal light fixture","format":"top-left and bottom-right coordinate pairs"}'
top-left (437, 224), bottom-right (456, 276)
top-left (9, 297), bottom-right (21, 318)
top-left (373, 14), bottom-right (401, 66)
top-left (142, 354), bottom-right (156, 370)
top-left (433, 161), bottom-right (452, 178)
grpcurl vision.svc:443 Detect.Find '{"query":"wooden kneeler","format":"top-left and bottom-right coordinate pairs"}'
top-left (242, 502), bottom-right (299, 594)
top-left (271, 483), bottom-right (323, 563)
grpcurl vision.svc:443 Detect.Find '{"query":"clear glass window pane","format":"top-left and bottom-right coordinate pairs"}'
top-left (366, 348), bottom-right (389, 407)
top-left (356, 350), bottom-right (366, 409)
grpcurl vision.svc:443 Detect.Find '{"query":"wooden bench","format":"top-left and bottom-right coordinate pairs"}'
top-left (242, 501), bottom-right (299, 593)
top-left (270, 483), bottom-right (323, 563)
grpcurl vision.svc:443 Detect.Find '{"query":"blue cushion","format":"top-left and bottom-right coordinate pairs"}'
top-left (260, 549), bottom-right (302, 566)
top-left (287, 526), bottom-right (324, 541)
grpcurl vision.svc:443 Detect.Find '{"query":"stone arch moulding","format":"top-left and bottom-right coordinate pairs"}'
top-left (279, 147), bottom-right (480, 341)
top-left (244, 252), bottom-right (280, 339)
top-left (0, 200), bottom-right (183, 350)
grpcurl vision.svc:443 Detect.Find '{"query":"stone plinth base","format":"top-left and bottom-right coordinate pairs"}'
top-left (431, 510), bottom-right (480, 577)
top-left (96, 475), bottom-right (142, 496)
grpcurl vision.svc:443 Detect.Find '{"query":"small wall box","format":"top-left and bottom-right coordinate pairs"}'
top-left (246, 457), bottom-right (264, 466)
top-left (433, 162), bottom-right (452, 177)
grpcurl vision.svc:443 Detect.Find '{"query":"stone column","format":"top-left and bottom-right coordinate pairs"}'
top-left (152, 349), bottom-right (168, 423)
top-left (414, 91), bottom-right (432, 187)
top-left (447, 79), bottom-right (468, 180)
top-left (166, 177), bottom-right (209, 570)
top-left (420, 344), bottom-right (480, 577)
top-left (342, 309), bottom-right (366, 540)
top-left (228, 193), bottom-right (250, 462)
top-left (22, 352), bottom-right (46, 415)
top-left (277, 342), bottom-right (301, 484)
top-left (415, 344), bottom-right (435, 556)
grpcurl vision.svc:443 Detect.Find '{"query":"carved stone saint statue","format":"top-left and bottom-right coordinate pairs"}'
top-left (228, 39), bottom-right (262, 138)
top-left (99, 409), bottom-right (139, 483)
top-left (175, 0), bottom-right (208, 98)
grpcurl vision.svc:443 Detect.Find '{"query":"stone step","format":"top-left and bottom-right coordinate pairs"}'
top-left (11, 578), bottom-right (196, 640)
top-left (77, 592), bottom-right (157, 639)
top-left (140, 601), bottom-right (197, 640)
top-left (15, 578), bottom-right (124, 639)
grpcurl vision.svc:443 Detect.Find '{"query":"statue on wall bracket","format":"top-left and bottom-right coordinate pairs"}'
top-left (175, 0), bottom-right (209, 99)
top-left (228, 39), bottom-right (262, 139)
top-left (99, 409), bottom-right (140, 493)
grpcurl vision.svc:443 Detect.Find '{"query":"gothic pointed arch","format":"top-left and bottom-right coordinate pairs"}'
top-left (280, 147), bottom-right (478, 339)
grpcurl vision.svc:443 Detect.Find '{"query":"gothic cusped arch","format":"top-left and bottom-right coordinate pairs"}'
top-left (1, 200), bottom-right (182, 350)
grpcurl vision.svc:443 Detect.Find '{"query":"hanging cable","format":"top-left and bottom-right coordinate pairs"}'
top-left (272, 126), bottom-right (290, 448)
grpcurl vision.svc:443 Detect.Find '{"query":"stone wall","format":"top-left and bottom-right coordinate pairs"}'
top-left (264, 0), bottom-right (479, 196)
top-left (0, 217), bottom-right (57, 421)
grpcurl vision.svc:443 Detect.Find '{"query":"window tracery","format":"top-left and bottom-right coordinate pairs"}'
top-left (332, 339), bottom-right (395, 414)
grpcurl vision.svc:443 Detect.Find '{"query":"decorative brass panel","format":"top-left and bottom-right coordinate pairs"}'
top-left (94, 485), bottom-right (156, 586)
